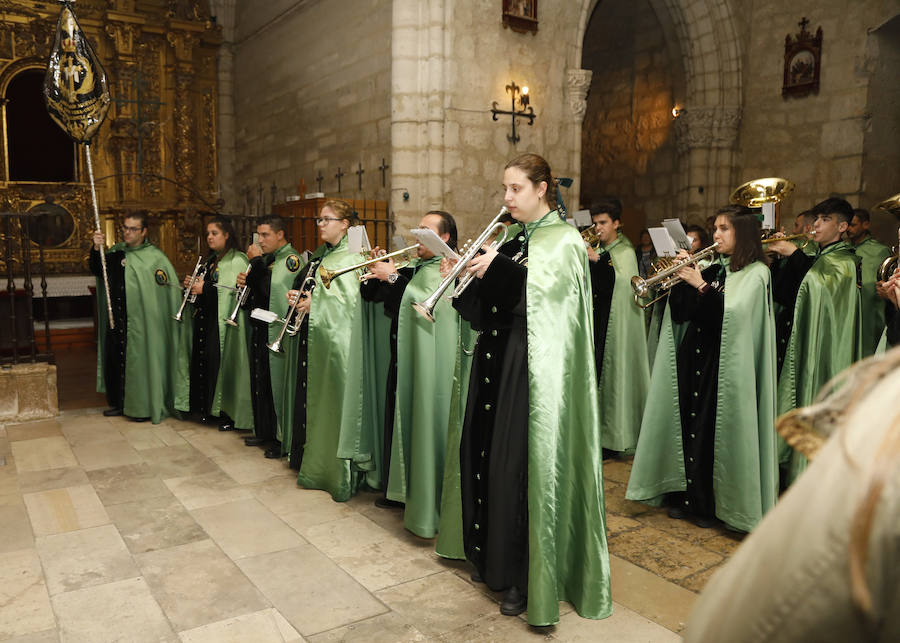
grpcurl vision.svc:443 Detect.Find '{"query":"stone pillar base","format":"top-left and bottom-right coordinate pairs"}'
top-left (0, 363), bottom-right (59, 422)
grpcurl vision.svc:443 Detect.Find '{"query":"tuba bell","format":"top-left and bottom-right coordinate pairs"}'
top-left (729, 177), bottom-right (795, 209)
top-left (875, 193), bottom-right (900, 281)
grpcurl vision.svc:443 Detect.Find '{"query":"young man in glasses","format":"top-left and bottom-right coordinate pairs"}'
top-left (91, 213), bottom-right (181, 423)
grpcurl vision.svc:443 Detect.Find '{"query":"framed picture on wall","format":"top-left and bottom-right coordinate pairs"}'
top-left (782, 17), bottom-right (822, 99)
top-left (502, 0), bottom-right (538, 34)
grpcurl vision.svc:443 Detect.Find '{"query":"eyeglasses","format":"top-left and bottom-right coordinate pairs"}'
top-left (315, 217), bottom-right (342, 225)
top-left (121, 225), bottom-right (143, 233)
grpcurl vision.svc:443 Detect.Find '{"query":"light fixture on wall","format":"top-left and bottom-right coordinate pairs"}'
top-left (491, 81), bottom-right (536, 144)
top-left (672, 106), bottom-right (686, 118)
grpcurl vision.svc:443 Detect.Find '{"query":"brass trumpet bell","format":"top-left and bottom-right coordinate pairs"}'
top-left (319, 244), bottom-right (420, 289)
top-left (729, 177), bottom-right (795, 208)
top-left (875, 193), bottom-right (900, 218)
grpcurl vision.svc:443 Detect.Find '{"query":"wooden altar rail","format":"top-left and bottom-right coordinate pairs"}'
top-left (0, 213), bottom-right (53, 365)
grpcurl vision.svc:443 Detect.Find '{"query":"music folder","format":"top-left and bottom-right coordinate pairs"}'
top-left (410, 228), bottom-right (460, 260)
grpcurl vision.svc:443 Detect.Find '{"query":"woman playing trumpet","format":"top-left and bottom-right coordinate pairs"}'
top-left (448, 153), bottom-right (612, 626)
top-left (627, 205), bottom-right (779, 532)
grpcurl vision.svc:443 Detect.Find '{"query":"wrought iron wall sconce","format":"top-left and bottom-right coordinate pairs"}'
top-left (491, 81), bottom-right (536, 144)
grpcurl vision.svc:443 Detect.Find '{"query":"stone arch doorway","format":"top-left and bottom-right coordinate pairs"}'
top-left (567, 0), bottom-right (743, 234)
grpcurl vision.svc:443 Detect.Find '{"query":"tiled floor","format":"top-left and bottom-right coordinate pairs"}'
top-left (0, 410), bottom-right (738, 641)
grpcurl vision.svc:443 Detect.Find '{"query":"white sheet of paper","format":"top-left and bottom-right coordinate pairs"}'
top-left (410, 228), bottom-right (459, 260)
top-left (347, 225), bottom-right (371, 254)
top-left (250, 308), bottom-right (278, 323)
top-left (649, 227), bottom-right (678, 257)
top-left (761, 202), bottom-right (776, 230)
top-left (572, 209), bottom-right (592, 227)
top-left (662, 219), bottom-right (691, 251)
top-left (300, 250), bottom-right (311, 262)
top-left (566, 217), bottom-right (577, 227)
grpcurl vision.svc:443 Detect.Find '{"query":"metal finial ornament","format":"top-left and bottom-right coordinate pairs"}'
top-left (44, 0), bottom-right (115, 328)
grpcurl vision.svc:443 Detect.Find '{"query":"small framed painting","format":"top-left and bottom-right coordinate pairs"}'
top-left (783, 18), bottom-right (822, 99)
top-left (502, 0), bottom-right (538, 35)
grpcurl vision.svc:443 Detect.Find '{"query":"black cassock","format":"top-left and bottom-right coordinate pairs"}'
top-left (286, 258), bottom-right (321, 470)
top-left (187, 253), bottom-right (221, 418)
top-left (666, 263), bottom-right (726, 521)
top-left (244, 254), bottom-right (278, 442)
top-left (588, 253), bottom-right (615, 384)
top-left (90, 248), bottom-right (127, 409)
top-left (358, 266), bottom-right (414, 488)
top-left (771, 249), bottom-right (815, 376)
top-left (455, 233), bottom-right (529, 593)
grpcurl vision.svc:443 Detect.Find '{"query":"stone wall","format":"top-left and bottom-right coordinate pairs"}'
top-left (232, 0), bottom-right (392, 214)
top-left (580, 0), bottom-right (685, 241)
top-left (0, 363), bottom-right (58, 422)
top-left (736, 1), bottom-right (900, 242)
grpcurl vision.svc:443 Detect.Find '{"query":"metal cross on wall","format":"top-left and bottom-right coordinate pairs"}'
top-left (315, 171), bottom-right (324, 193)
top-left (335, 167), bottom-right (345, 193)
top-left (378, 158), bottom-right (390, 187)
top-left (355, 163), bottom-right (364, 190)
top-left (111, 69), bottom-right (165, 173)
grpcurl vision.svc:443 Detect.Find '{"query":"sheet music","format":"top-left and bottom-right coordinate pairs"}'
top-left (662, 219), bottom-right (691, 251)
top-left (250, 308), bottom-right (278, 323)
top-left (410, 228), bottom-right (460, 260)
top-left (347, 225), bottom-right (371, 254)
top-left (649, 227), bottom-right (678, 257)
top-left (572, 209), bottom-right (592, 227)
top-left (761, 202), bottom-right (776, 230)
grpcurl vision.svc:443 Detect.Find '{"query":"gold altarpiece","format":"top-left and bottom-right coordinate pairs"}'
top-left (0, 0), bottom-right (221, 274)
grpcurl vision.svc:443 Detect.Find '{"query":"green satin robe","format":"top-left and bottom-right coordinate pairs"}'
top-left (854, 236), bottom-right (890, 357)
top-left (598, 236), bottom-right (650, 452)
top-left (777, 241), bottom-right (861, 482)
top-left (266, 243), bottom-right (303, 439)
top-left (385, 258), bottom-right (461, 537)
top-left (296, 236), bottom-right (367, 501)
top-left (523, 213), bottom-right (612, 626)
top-left (435, 321), bottom-right (476, 560)
top-left (95, 241), bottom-right (181, 424)
top-left (626, 259), bottom-right (779, 532)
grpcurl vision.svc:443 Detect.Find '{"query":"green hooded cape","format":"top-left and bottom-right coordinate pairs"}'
top-left (626, 259), bottom-right (779, 532)
top-left (777, 241), bottom-right (861, 481)
top-left (296, 236), bottom-right (367, 501)
top-left (384, 258), bottom-right (461, 537)
top-left (435, 321), bottom-right (476, 559)
top-left (95, 241), bottom-right (181, 424)
top-left (854, 236), bottom-right (890, 357)
top-left (522, 213), bottom-right (612, 626)
top-left (598, 236), bottom-right (650, 452)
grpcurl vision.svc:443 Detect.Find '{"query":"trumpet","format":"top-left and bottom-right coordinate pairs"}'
top-left (224, 263), bottom-right (252, 327)
top-left (631, 243), bottom-right (719, 308)
top-left (581, 227), bottom-right (603, 251)
top-left (319, 245), bottom-right (419, 289)
top-left (875, 194), bottom-right (900, 282)
top-left (268, 275), bottom-right (316, 353)
top-left (412, 206), bottom-right (510, 322)
top-left (761, 231), bottom-right (814, 249)
top-left (174, 256), bottom-right (206, 322)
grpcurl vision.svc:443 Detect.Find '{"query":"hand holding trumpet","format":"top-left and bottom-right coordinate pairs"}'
top-left (674, 250), bottom-right (705, 289)
top-left (285, 289), bottom-right (312, 316)
top-left (360, 247), bottom-right (396, 282)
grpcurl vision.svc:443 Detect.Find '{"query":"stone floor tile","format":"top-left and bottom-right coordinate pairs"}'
top-left (701, 532), bottom-right (744, 556)
top-left (51, 576), bottom-right (177, 643)
top-left (0, 493), bottom-right (34, 553)
top-left (551, 600), bottom-right (681, 641)
top-left (135, 539), bottom-right (270, 632)
top-left (59, 418), bottom-right (123, 448)
top-left (178, 608), bottom-right (304, 643)
top-left (303, 514), bottom-right (441, 591)
top-left (11, 437), bottom-right (78, 473)
top-left (0, 464), bottom-right (19, 495)
top-left (258, 482), bottom-right (356, 524)
top-left (139, 444), bottom-right (218, 479)
top-left (17, 467), bottom-right (90, 495)
top-left (608, 526), bottom-right (723, 583)
top-left (5, 420), bottom-right (63, 442)
top-left (179, 427), bottom-right (249, 458)
top-left (2, 629), bottom-right (60, 642)
top-left (606, 513), bottom-right (642, 536)
top-left (608, 555), bottom-right (697, 633)
top-left (23, 484), bottom-right (109, 536)
top-left (119, 425), bottom-right (168, 450)
top-left (213, 454), bottom-right (294, 485)
top-left (633, 508), bottom-right (722, 546)
top-left (85, 462), bottom-right (172, 505)
top-left (439, 612), bottom-right (552, 642)
top-left (601, 458), bottom-right (634, 484)
top-left (374, 571), bottom-right (498, 639)
top-left (0, 549), bottom-right (56, 639)
top-left (105, 494), bottom-right (207, 554)
top-left (678, 564), bottom-right (720, 593)
top-left (237, 545), bottom-right (388, 637)
top-left (164, 470), bottom-right (254, 510)
top-left (309, 612), bottom-right (429, 642)
top-left (603, 481), bottom-right (655, 518)
top-left (190, 497), bottom-right (305, 559)
top-left (71, 439), bottom-right (143, 471)
top-left (148, 424), bottom-right (189, 447)
top-left (36, 524), bottom-right (138, 595)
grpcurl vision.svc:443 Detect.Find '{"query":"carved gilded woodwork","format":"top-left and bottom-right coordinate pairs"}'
top-left (0, 1), bottom-right (221, 274)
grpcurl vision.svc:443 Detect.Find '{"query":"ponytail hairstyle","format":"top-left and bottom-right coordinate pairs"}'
top-left (321, 199), bottom-right (359, 226)
top-left (715, 204), bottom-right (769, 271)
top-left (504, 153), bottom-right (557, 211)
top-left (207, 215), bottom-right (240, 253)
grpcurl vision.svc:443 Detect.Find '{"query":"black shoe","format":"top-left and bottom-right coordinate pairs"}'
top-left (103, 407), bottom-right (123, 417)
top-left (374, 497), bottom-right (405, 509)
top-left (500, 586), bottom-right (526, 616)
top-left (218, 422), bottom-right (235, 432)
top-left (602, 448), bottom-right (619, 461)
top-left (199, 415), bottom-right (210, 424)
top-left (667, 506), bottom-right (688, 520)
top-left (264, 442), bottom-right (281, 459)
top-left (470, 570), bottom-right (483, 583)
top-left (131, 416), bottom-right (150, 423)
top-left (692, 516), bottom-right (719, 529)
top-left (244, 436), bottom-right (266, 447)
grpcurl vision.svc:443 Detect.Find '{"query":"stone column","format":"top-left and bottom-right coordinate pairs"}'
top-left (566, 68), bottom-right (592, 213)
top-left (209, 0), bottom-right (237, 213)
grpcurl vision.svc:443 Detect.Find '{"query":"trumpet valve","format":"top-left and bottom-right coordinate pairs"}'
top-left (631, 275), bottom-right (650, 299)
